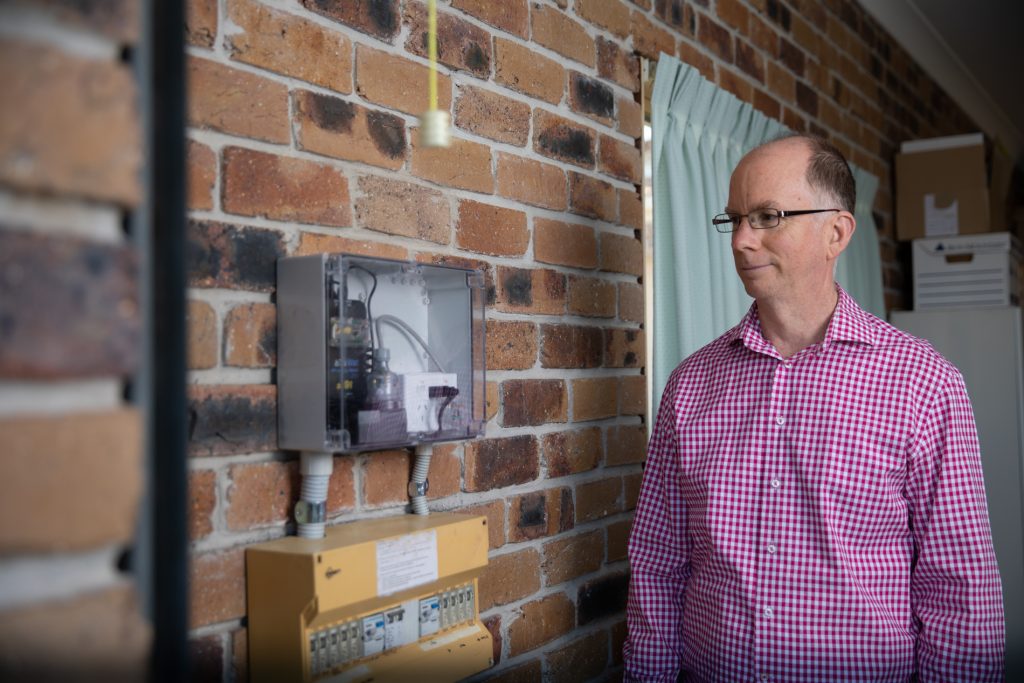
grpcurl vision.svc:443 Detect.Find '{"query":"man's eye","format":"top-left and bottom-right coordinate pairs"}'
top-left (752, 210), bottom-right (775, 225)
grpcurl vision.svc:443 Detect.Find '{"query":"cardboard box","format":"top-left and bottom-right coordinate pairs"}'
top-left (913, 232), bottom-right (1021, 310)
top-left (896, 133), bottom-right (1011, 241)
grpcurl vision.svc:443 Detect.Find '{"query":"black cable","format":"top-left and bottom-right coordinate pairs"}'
top-left (348, 264), bottom-right (377, 350)
top-left (429, 386), bottom-right (459, 435)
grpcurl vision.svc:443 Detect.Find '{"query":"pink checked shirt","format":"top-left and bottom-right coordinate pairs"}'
top-left (625, 287), bottom-right (1004, 682)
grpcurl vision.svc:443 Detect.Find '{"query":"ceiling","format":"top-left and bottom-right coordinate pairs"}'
top-left (861, 0), bottom-right (1024, 163)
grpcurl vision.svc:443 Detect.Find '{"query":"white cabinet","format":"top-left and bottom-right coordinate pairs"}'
top-left (891, 307), bottom-right (1024, 677)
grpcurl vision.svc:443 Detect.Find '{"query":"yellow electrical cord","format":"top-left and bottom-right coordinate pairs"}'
top-left (428, 0), bottom-right (438, 112)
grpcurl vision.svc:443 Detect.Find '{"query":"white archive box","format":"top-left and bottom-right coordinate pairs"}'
top-left (913, 232), bottom-right (1022, 310)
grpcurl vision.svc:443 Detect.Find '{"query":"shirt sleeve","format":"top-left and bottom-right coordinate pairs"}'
top-left (623, 374), bottom-right (690, 682)
top-left (906, 369), bottom-right (1005, 682)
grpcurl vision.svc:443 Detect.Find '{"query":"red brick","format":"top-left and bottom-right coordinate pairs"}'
top-left (600, 232), bottom-right (643, 276)
top-left (502, 379), bottom-right (567, 427)
top-left (631, 9), bottom-right (677, 59)
top-left (191, 547), bottom-right (246, 628)
top-left (546, 629), bottom-right (609, 683)
top-left (718, 65), bottom-right (753, 103)
top-left (0, 40), bottom-right (141, 204)
top-left (457, 499), bottom-right (506, 548)
top-left (568, 276), bottom-right (616, 318)
top-left (795, 80), bottom-right (819, 116)
top-left (187, 220), bottom-right (286, 293)
top-left (534, 218), bottom-right (598, 269)
top-left (479, 548), bottom-right (541, 610)
top-left (790, 13), bottom-right (821, 56)
top-left (296, 233), bottom-right (409, 261)
top-left (544, 427), bottom-right (603, 478)
top-left (187, 0), bottom-right (217, 47)
top-left (569, 72), bottom-right (615, 127)
top-left (607, 518), bottom-right (632, 562)
top-left (222, 147), bottom-right (350, 226)
top-left (457, 200), bottom-right (528, 256)
top-left (356, 45), bottom-right (453, 116)
top-left (607, 424), bottom-right (647, 466)
top-left (597, 37), bottom-right (640, 91)
top-left (717, 0), bottom-right (750, 32)
top-left (543, 529), bottom-right (604, 585)
top-left (300, 0), bottom-right (400, 41)
top-left (223, 303), bottom-right (276, 368)
top-left (697, 12), bottom-right (733, 62)
top-left (617, 94), bottom-right (644, 139)
top-left (487, 381), bottom-right (500, 422)
top-left (618, 282), bottom-right (644, 323)
top-left (187, 56), bottom-right (289, 144)
top-left (495, 37), bottom-right (565, 104)
top-left (355, 176), bottom-right (450, 244)
top-left (465, 435), bottom-right (539, 491)
top-left (782, 105), bottom-right (806, 132)
top-left (187, 299), bottom-right (217, 370)
top-left (533, 4), bottom-right (596, 67)
top-left (766, 61), bottom-right (795, 103)
top-left (328, 456), bottom-right (357, 514)
top-left (678, 39), bottom-right (715, 81)
top-left (226, 460), bottom-right (298, 530)
top-left (508, 487), bottom-right (574, 542)
top-left (576, 476), bottom-right (623, 522)
top-left (749, 14), bottom-right (779, 54)
top-left (619, 188), bottom-right (643, 230)
top-left (573, 377), bottom-right (619, 421)
top-left (493, 266), bottom-right (566, 315)
top-left (606, 328), bottom-right (645, 368)
top-left (187, 385), bottom-right (277, 457)
top-left (363, 450), bottom-right (411, 506)
top-left (488, 661), bottom-right (542, 683)
top-left (508, 593), bottom-right (575, 655)
top-left (0, 410), bottom-right (142, 553)
top-left (411, 134), bottom-right (493, 193)
top-left (576, 0), bottom-right (631, 38)
top-left (779, 37), bottom-right (806, 76)
top-left (533, 109), bottom-right (596, 168)
top-left (570, 172), bottom-right (617, 222)
top-left (187, 138), bottom-right (215, 211)
top-left (404, 2), bottom-right (492, 78)
top-left (295, 91), bottom-right (406, 170)
top-left (625, 472), bottom-right (643, 510)
top-left (0, 586), bottom-right (148, 680)
top-left (453, 0), bottom-right (528, 38)
top-left (486, 320), bottom-right (537, 371)
top-left (599, 135), bottom-right (642, 184)
top-left (189, 469), bottom-right (216, 540)
top-left (541, 324), bottom-right (603, 369)
top-left (455, 86), bottom-right (531, 146)
top-left (496, 154), bottom-right (567, 211)
top-left (227, 0), bottom-right (353, 93)
top-left (190, 634), bottom-right (223, 682)
top-left (736, 38), bottom-right (765, 83)
top-left (753, 88), bottom-right (782, 120)
top-left (619, 375), bottom-right (647, 416)
top-left (426, 443), bottom-right (461, 500)
top-left (232, 629), bottom-right (249, 682)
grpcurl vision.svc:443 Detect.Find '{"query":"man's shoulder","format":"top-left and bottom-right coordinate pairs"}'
top-left (669, 325), bottom-right (742, 379)
top-left (860, 313), bottom-right (963, 383)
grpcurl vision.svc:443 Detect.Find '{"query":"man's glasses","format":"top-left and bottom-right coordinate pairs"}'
top-left (712, 208), bottom-right (840, 233)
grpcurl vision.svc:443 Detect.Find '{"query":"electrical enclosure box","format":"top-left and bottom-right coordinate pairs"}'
top-left (277, 254), bottom-right (487, 452)
top-left (247, 513), bottom-right (493, 683)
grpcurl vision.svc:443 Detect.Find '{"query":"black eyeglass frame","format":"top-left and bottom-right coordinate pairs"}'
top-left (711, 208), bottom-right (841, 233)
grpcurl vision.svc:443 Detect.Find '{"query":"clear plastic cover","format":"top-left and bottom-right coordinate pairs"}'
top-left (322, 255), bottom-right (486, 452)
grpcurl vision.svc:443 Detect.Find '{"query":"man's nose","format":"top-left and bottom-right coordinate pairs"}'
top-left (731, 216), bottom-right (759, 250)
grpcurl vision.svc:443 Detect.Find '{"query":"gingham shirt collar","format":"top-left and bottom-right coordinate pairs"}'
top-left (727, 285), bottom-right (876, 357)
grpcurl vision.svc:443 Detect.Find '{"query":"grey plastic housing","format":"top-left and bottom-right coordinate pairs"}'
top-left (277, 253), bottom-right (487, 453)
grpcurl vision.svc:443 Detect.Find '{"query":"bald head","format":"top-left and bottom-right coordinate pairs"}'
top-left (744, 135), bottom-right (856, 213)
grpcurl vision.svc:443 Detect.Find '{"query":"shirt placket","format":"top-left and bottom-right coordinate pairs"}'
top-left (753, 357), bottom-right (790, 682)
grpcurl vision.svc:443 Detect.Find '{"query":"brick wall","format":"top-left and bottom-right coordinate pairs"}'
top-left (0, 0), bottom-right (149, 679)
top-left (182, 0), bottom-right (978, 681)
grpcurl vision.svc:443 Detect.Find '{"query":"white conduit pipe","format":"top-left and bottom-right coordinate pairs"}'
top-left (409, 444), bottom-right (432, 516)
top-left (297, 451), bottom-right (333, 538)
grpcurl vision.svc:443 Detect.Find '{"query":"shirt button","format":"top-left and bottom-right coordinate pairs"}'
top-left (775, 416), bottom-right (785, 426)
top-left (760, 675), bottom-right (771, 682)
top-left (767, 543), bottom-right (777, 554)
top-left (770, 478), bottom-right (781, 489)
top-left (764, 607), bottom-right (774, 618)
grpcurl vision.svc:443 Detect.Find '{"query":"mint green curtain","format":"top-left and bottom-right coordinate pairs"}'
top-left (650, 55), bottom-right (884, 407)
top-left (835, 168), bottom-right (885, 318)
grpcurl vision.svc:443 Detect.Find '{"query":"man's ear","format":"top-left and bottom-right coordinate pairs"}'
top-left (826, 211), bottom-right (856, 261)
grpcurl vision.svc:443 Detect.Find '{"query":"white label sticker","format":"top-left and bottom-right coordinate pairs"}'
top-left (376, 530), bottom-right (438, 596)
top-left (924, 193), bottom-right (959, 237)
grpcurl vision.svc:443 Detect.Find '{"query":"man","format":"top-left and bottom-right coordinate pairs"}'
top-left (624, 135), bottom-right (1004, 682)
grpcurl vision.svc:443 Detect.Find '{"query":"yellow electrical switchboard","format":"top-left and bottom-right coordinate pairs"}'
top-left (246, 513), bottom-right (493, 683)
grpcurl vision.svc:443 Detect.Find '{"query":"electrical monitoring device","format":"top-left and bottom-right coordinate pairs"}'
top-left (277, 254), bottom-right (487, 453)
top-left (247, 513), bottom-right (492, 682)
